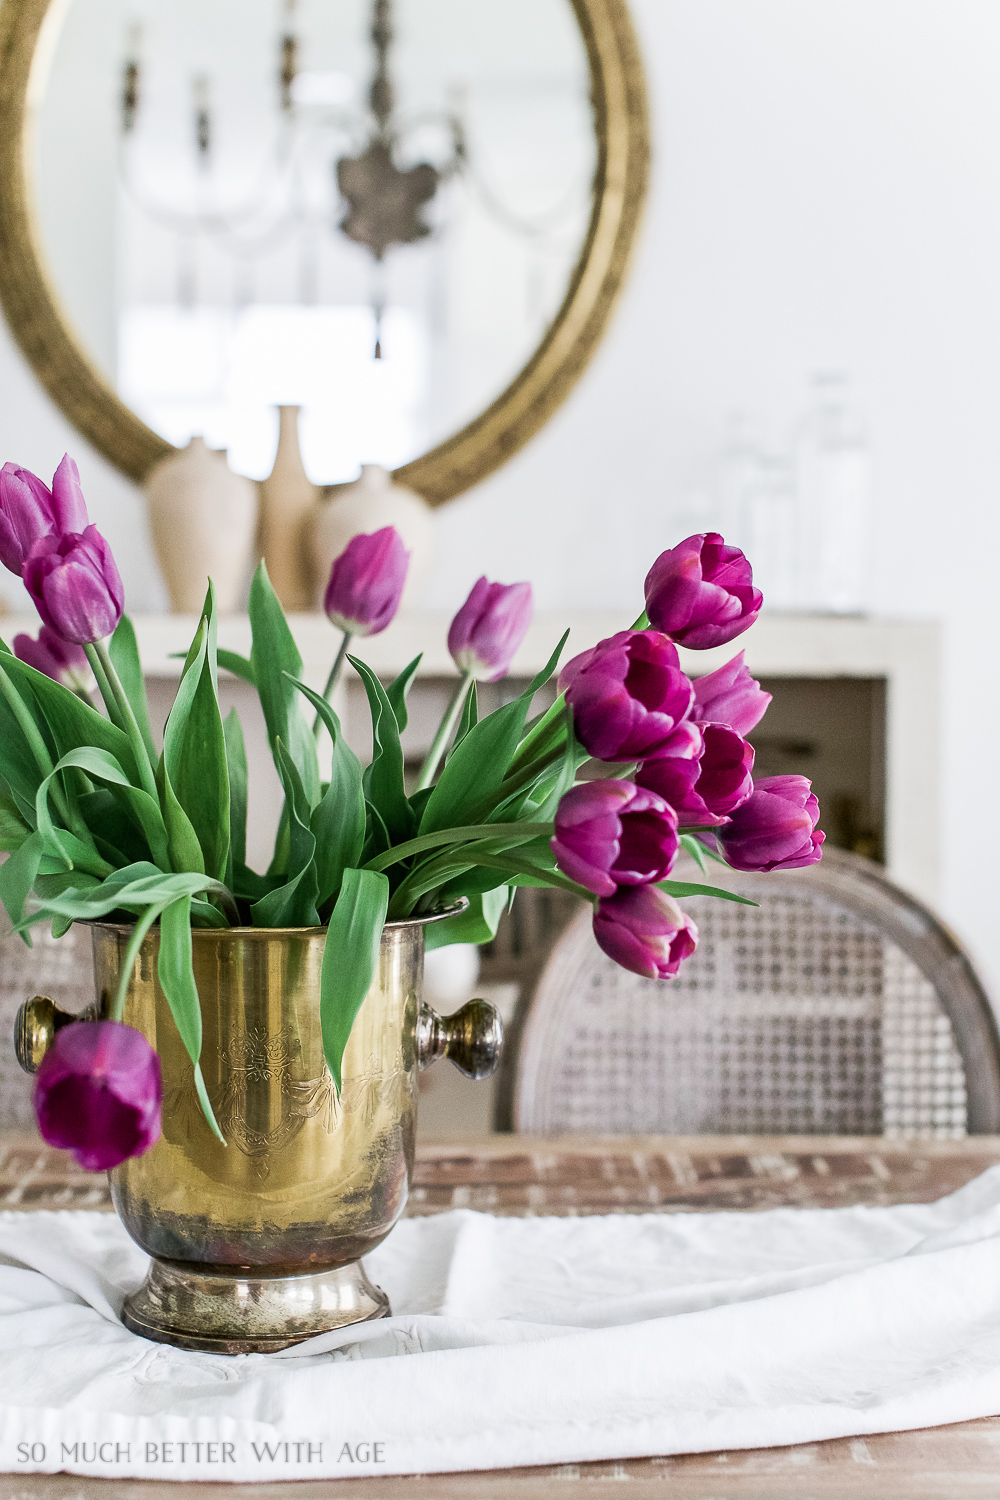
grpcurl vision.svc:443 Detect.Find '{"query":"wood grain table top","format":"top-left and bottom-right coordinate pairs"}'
top-left (4, 1130), bottom-right (1000, 1499)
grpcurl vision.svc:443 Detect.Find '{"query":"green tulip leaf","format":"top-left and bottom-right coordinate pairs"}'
top-left (385, 653), bottom-right (423, 734)
top-left (216, 649), bottom-right (256, 685)
top-left (250, 739), bottom-right (320, 928)
top-left (223, 708), bottom-right (248, 876)
top-left (249, 563), bottom-right (320, 808)
top-left (424, 887), bottom-right (508, 950)
top-left (157, 894), bottom-right (226, 1143)
top-left (349, 656), bottom-right (415, 844)
top-left (162, 614), bottom-right (230, 881)
top-left (285, 676), bottom-right (366, 910)
top-left (320, 867), bottom-right (389, 1092)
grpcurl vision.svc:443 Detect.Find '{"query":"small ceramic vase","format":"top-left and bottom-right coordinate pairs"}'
top-left (310, 465), bottom-right (432, 609)
top-left (144, 438), bottom-right (258, 615)
top-left (259, 407), bottom-right (320, 612)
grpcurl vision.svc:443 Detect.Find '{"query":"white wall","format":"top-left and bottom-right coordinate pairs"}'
top-left (2, 0), bottom-right (999, 987)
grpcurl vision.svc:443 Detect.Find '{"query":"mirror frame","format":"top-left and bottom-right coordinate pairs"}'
top-left (0, 0), bottom-right (648, 505)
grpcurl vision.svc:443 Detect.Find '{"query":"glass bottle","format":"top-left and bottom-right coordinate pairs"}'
top-left (794, 373), bottom-right (871, 612)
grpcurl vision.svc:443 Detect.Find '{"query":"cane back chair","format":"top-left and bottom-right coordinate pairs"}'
top-left (501, 849), bottom-right (1000, 1137)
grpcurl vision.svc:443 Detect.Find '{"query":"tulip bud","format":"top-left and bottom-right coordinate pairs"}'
top-left (49, 454), bottom-right (91, 534)
top-left (13, 625), bottom-right (94, 694)
top-left (560, 629), bottom-right (695, 761)
top-left (637, 722), bottom-right (754, 827)
top-left (0, 455), bottom-right (91, 579)
top-left (593, 884), bottom-right (698, 979)
top-left (718, 775), bottom-right (825, 871)
top-left (323, 526), bottom-right (410, 637)
top-left (448, 576), bottom-right (533, 681)
top-left (645, 533), bottom-right (762, 649)
top-left (0, 464), bottom-right (57, 578)
top-left (691, 651), bottom-right (771, 736)
top-left (23, 525), bottom-right (124, 645)
top-left (551, 779), bottom-right (680, 897)
top-left (34, 1020), bottom-right (162, 1171)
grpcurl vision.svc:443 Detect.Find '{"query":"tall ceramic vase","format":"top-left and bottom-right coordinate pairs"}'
top-left (144, 438), bottom-right (258, 614)
top-left (259, 406), bottom-right (320, 612)
top-left (16, 914), bottom-right (502, 1354)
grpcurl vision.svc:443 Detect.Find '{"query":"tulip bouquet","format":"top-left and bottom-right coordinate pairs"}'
top-left (0, 455), bottom-right (822, 1169)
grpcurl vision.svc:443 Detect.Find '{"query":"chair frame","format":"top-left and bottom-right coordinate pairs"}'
top-left (499, 848), bottom-right (1000, 1135)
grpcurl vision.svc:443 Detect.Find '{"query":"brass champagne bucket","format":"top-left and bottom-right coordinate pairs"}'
top-left (16, 911), bottom-right (502, 1353)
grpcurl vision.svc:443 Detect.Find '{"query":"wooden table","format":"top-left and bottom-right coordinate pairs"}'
top-left (5, 1131), bottom-right (1000, 1500)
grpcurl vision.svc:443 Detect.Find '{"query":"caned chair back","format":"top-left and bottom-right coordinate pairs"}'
top-left (0, 919), bottom-right (95, 1130)
top-left (505, 849), bottom-right (1000, 1137)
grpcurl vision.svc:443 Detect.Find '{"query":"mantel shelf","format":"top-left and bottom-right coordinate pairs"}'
top-left (2, 608), bottom-right (939, 684)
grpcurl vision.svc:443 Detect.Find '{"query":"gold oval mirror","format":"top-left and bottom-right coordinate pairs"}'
top-left (0, 0), bottom-right (647, 506)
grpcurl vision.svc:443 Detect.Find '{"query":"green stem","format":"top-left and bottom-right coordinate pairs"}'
top-left (88, 641), bottom-right (160, 806)
top-left (312, 630), bottom-right (352, 740)
top-left (110, 903), bottom-right (161, 1022)
top-left (415, 670), bottom-right (475, 791)
top-left (85, 644), bottom-right (126, 731)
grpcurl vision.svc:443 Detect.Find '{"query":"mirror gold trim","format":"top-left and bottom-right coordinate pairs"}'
top-left (0, 0), bottom-right (648, 506)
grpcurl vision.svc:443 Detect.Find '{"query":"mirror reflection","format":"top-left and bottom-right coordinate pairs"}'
top-left (30, 0), bottom-right (596, 481)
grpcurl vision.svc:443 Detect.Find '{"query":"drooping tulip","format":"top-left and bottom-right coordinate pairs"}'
top-left (551, 779), bottom-right (680, 897)
top-left (323, 526), bottom-right (410, 637)
top-left (13, 625), bottom-right (94, 694)
top-left (0, 454), bottom-right (90, 577)
top-left (718, 775), bottom-right (825, 871)
top-left (637, 722), bottom-right (754, 827)
top-left (645, 534), bottom-right (762, 649)
top-left (593, 884), bottom-right (698, 980)
top-left (448, 576), bottom-right (533, 681)
top-left (23, 526), bottom-right (124, 645)
top-left (560, 629), bottom-right (695, 761)
top-left (691, 651), bottom-right (772, 736)
top-left (33, 1020), bottom-right (162, 1171)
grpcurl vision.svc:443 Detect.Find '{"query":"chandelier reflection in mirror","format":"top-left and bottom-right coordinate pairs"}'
top-left (111, 0), bottom-right (595, 483)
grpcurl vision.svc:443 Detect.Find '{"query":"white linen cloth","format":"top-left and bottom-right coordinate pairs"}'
top-left (4, 1168), bottom-right (1000, 1481)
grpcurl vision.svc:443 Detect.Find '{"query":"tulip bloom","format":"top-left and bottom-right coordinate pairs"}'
top-left (691, 651), bottom-right (771, 736)
top-left (593, 884), bottom-right (698, 979)
top-left (23, 525), bottom-right (124, 645)
top-left (13, 625), bottom-right (93, 694)
top-left (719, 775), bottom-right (825, 871)
top-left (324, 526), bottom-right (410, 637)
top-left (551, 779), bottom-right (680, 896)
top-left (638, 722), bottom-right (754, 826)
top-left (34, 1020), bottom-right (162, 1171)
top-left (645, 534), bottom-right (762, 649)
top-left (560, 629), bottom-right (695, 761)
top-left (0, 454), bottom-right (90, 578)
top-left (448, 576), bottom-right (533, 681)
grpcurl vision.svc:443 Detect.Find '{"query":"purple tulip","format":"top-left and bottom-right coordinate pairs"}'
top-left (593, 884), bottom-right (699, 980)
top-left (560, 629), bottom-right (695, 761)
top-left (23, 526), bottom-right (124, 645)
top-left (551, 779), bottom-right (680, 897)
top-left (13, 625), bottom-right (93, 693)
top-left (34, 1020), bottom-right (162, 1171)
top-left (324, 526), bottom-right (410, 637)
top-left (0, 454), bottom-right (91, 577)
top-left (637, 722), bottom-right (754, 827)
top-left (448, 576), bottom-right (533, 681)
top-left (645, 533), bottom-right (763, 650)
top-left (719, 775), bottom-right (825, 872)
top-left (691, 651), bottom-right (772, 735)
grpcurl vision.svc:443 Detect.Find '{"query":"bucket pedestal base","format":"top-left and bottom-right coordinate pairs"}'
top-left (122, 1257), bottom-right (390, 1354)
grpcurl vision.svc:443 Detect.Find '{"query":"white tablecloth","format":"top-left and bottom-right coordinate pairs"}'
top-left (4, 1167), bottom-right (1000, 1481)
